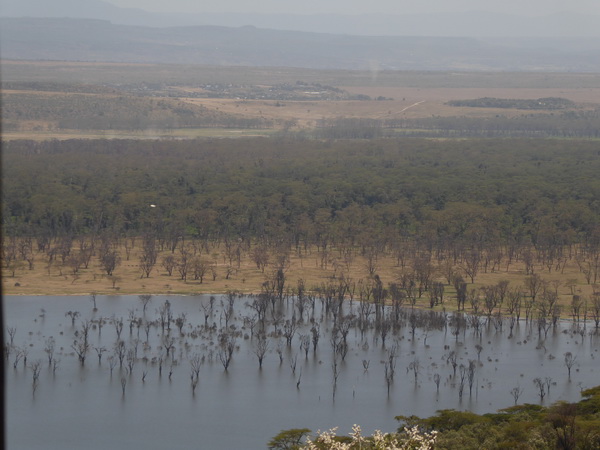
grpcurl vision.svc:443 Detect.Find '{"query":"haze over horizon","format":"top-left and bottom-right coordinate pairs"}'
top-left (3, 0), bottom-right (600, 69)
top-left (3, 0), bottom-right (599, 38)
top-left (106, 0), bottom-right (600, 16)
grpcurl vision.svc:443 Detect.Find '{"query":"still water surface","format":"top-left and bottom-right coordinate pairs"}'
top-left (5, 295), bottom-right (599, 449)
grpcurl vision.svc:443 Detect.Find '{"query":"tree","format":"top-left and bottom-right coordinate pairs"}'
top-left (7, 326), bottom-right (17, 346)
top-left (90, 291), bottom-right (98, 311)
top-left (467, 360), bottom-right (477, 396)
top-left (175, 313), bottom-right (187, 334)
top-left (533, 377), bottom-right (546, 402)
top-left (191, 258), bottom-right (210, 283)
top-left (139, 235), bottom-right (158, 277)
top-left (547, 402), bottom-right (578, 450)
top-left (310, 324), bottom-right (320, 352)
top-left (65, 310), bottom-right (80, 326)
top-left (189, 353), bottom-right (202, 394)
top-left (564, 352), bottom-right (576, 381)
top-left (99, 247), bottom-right (120, 276)
top-left (453, 276), bottom-right (468, 311)
top-left (44, 336), bottom-right (56, 366)
top-left (268, 428), bottom-right (311, 450)
top-left (94, 346), bottom-right (106, 364)
top-left (251, 244), bottom-right (269, 272)
top-left (447, 351), bottom-right (458, 377)
top-left (591, 294), bottom-right (600, 332)
top-left (162, 255), bottom-right (176, 276)
top-left (510, 386), bottom-right (524, 405)
top-left (254, 332), bottom-right (270, 369)
top-left (72, 338), bottom-right (89, 366)
top-left (433, 373), bottom-right (441, 394)
top-left (463, 250), bottom-right (481, 284)
top-left (138, 294), bottom-right (152, 314)
top-left (120, 375), bottom-right (127, 396)
top-left (283, 319), bottom-right (297, 346)
top-left (30, 359), bottom-right (42, 395)
top-left (177, 246), bottom-right (191, 281)
top-left (300, 425), bottom-right (437, 449)
top-left (217, 331), bottom-right (237, 371)
top-left (157, 300), bottom-right (172, 333)
top-left (525, 274), bottom-right (545, 302)
top-left (408, 357), bottom-right (420, 384)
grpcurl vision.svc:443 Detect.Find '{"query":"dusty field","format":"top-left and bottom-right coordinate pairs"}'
top-left (3, 242), bottom-right (596, 319)
top-left (182, 86), bottom-right (600, 128)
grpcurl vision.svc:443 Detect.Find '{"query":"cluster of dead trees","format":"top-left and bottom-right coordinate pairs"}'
top-left (7, 281), bottom-right (594, 406)
top-left (4, 229), bottom-right (600, 320)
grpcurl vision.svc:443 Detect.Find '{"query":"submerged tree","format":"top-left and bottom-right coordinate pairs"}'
top-left (564, 352), bottom-right (577, 381)
top-left (254, 332), bottom-right (269, 369)
top-left (218, 331), bottom-right (237, 371)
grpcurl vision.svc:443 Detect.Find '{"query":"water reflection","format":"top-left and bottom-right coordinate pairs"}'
top-left (4, 295), bottom-right (599, 449)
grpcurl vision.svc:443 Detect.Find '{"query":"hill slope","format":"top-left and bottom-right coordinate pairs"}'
top-left (2, 18), bottom-right (599, 71)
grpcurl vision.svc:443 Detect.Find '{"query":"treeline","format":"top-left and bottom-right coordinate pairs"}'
top-left (395, 386), bottom-right (600, 449)
top-left (1, 92), bottom-right (273, 131)
top-left (316, 110), bottom-right (600, 138)
top-left (446, 96), bottom-right (575, 110)
top-left (1, 81), bottom-right (121, 94)
top-left (3, 137), bottom-right (600, 250)
top-left (273, 386), bottom-right (600, 449)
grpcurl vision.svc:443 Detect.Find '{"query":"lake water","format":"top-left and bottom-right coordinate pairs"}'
top-left (4, 295), bottom-right (599, 449)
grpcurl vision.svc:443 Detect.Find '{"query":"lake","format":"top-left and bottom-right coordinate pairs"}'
top-left (4, 294), bottom-right (598, 449)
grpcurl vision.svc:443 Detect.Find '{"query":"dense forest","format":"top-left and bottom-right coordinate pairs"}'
top-left (3, 137), bottom-right (600, 246)
top-left (316, 111), bottom-right (600, 139)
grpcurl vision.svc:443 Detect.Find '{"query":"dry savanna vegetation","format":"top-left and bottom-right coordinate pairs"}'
top-left (2, 61), bottom-right (600, 323)
top-left (4, 236), bottom-right (599, 323)
top-left (2, 60), bottom-right (600, 140)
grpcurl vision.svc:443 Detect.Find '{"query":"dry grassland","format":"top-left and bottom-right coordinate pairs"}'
top-left (4, 67), bottom-right (600, 140)
top-left (181, 86), bottom-right (600, 128)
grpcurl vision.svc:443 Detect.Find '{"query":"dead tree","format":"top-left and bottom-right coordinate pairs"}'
top-left (283, 319), bottom-right (297, 346)
top-left (139, 294), bottom-right (152, 314)
top-left (533, 377), bottom-right (546, 402)
top-left (467, 360), bottom-right (477, 396)
top-left (408, 357), bottom-right (420, 384)
top-left (433, 373), bottom-right (441, 393)
top-left (217, 332), bottom-right (237, 371)
top-left (299, 334), bottom-right (310, 359)
top-left (510, 386), bottom-right (524, 405)
top-left (94, 346), bottom-right (106, 364)
top-left (310, 324), bottom-right (320, 353)
top-left (564, 352), bottom-right (576, 381)
top-left (253, 333), bottom-right (269, 369)
top-left (30, 359), bottom-right (42, 394)
top-left (44, 337), bottom-right (56, 366)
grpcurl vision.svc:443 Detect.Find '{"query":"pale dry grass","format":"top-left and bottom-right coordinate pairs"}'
top-left (3, 242), bottom-right (596, 318)
top-left (181, 85), bottom-right (600, 129)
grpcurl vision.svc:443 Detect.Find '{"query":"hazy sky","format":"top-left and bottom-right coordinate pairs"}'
top-left (109, 0), bottom-right (600, 15)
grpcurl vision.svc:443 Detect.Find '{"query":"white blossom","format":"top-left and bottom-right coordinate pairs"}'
top-left (300, 424), bottom-right (437, 449)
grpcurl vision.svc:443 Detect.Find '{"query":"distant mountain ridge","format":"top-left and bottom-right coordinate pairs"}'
top-left (2, 0), bottom-right (599, 37)
top-left (2, 17), bottom-right (599, 72)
